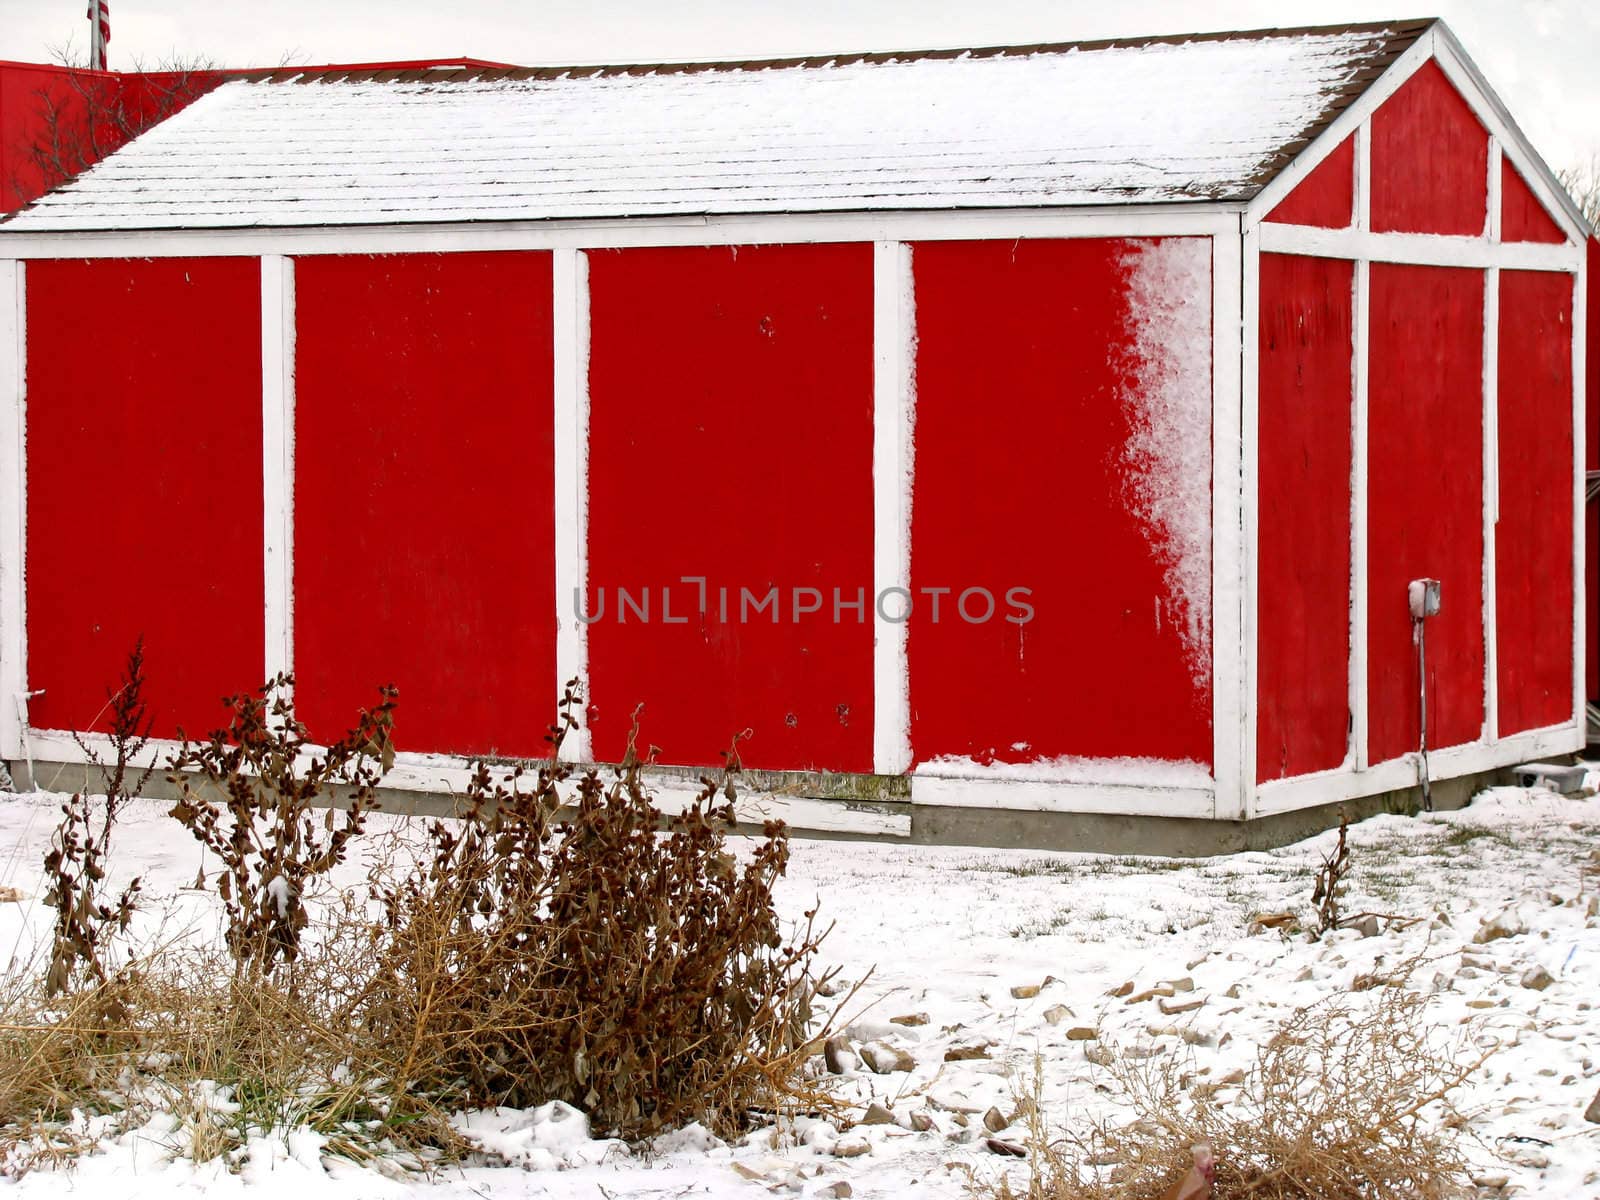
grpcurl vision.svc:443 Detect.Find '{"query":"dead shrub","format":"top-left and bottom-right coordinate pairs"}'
top-left (995, 983), bottom-right (1492, 1200)
top-left (42, 641), bottom-right (155, 994)
top-left (167, 674), bottom-right (396, 972)
top-left (362, 685), bottom-right (827, 1139)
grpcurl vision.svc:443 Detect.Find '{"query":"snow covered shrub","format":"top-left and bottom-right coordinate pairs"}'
top-left (167, 674), bottom-right (396, 972)
top-left (42, 641), bottom-right (155, 994)
top-left (364, 682), bottom-right (824, 1139)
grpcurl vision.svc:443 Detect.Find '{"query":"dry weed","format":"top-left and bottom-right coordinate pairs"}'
top-left (994, 982), bottom-right (1492, 1200)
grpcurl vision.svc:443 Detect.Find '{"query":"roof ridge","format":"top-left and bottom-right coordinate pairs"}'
top-left (226, 18), bottom-right (1436, 85)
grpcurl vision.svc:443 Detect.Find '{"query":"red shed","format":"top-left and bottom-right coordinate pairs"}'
top-left (0, 20), bottom-right (1590, 848)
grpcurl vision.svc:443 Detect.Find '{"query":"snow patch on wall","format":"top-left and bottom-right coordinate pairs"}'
top-left (1118, 238), bottom-right (1213, 683)
top-left (916, 753), bottom-right (1212, 788)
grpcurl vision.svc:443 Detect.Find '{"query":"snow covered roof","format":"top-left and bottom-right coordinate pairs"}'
top-left (1, 21), bottom-right (1431, 232)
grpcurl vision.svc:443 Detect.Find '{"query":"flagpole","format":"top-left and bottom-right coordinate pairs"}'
top-left (89, 2), bottom-right (107, 71)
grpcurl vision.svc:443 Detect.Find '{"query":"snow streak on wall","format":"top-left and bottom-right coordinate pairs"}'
top-left (1496, 269), bottom-right (1574, 734)
top-left (584, 244), bottom-right (875, 773)
top-left (1367, 263), bottom-right (1485, 763)
top-left (25, 257), bottom-right (263, 738)
top-left (1256, 253), bottom-right (1354, 781)
top-left (294, 251), bottom-right (557, 757)
top-left (908, 237), bottom-right (1212, 769)
top-left (1119, 238), bottom-right (1213, 685)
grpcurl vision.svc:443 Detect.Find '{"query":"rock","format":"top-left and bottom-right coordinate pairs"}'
top-left (1586, 895), bottom-right (1599, 918)
top-left (944, 1043), bottom-right (992, 1062)
top-left (1474, 909), bottom-right (1527, 944)
top-left (1224, 983), bottom-right (1243, 999)
top-left (1466, 999), bottom-right (1497, 1009)
top-left (1107, 980), bottom-right (1134, 998)
top-left (1084, 1044), bottom-right (1115, 1066)
top-left (890, 1012), bottom-right (929, 1027)
top-left (982, 1107), bottom-right (1008, 1133)
top-left (860, 1042), bottom-right (916, 1074)
top-left (1065, 1026), bottom-right (1098, 1041)
top-left (815, 977), bottom-right (844, 998)
top-left (1159, 997), bottom-right (1205, 1016)
top-left (1010, 983), bottom-right (1041, 999)
top-left (831, 1136), bottom-right (871, 1159)
top-left (985, 1138), bottom-right (1026, 1157)
top-left (1165, 977), bottom-right (1195, 993)
top-left (1042, 1004), bottom-right (1073, 1026)
top-left (820, 1183), bottom-right (853, 1198)
top-left (1293, 967), bottom-right (1314, 982)
top-left (1352, 914), bottom-right (1381, 938)
top-left (909, 1111), bottom-right (935, 1132)
top-left (1470, 1173), bottom-right (1510, 1189)
top-left (824, 1034), bottom-right (857, 1074)
top-left (861, 1102), bottom-right (895, 1126)
top-left (1521, 965), bottom-right (1554, 991)
top-left (0, 885), bottom-right (24, 903)
top-left (1584, 1087), bottom-right (1600, 1124)
top-left (1186, 954), bottom-right (1209, 971)
top-left (1126, 984), bottom-right (1176, 1004)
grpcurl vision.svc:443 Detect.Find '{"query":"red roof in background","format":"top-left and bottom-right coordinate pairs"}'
top-left (0, 56), bottom-right (520, 214)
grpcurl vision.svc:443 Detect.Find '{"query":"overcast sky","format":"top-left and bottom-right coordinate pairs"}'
top-left (0, 0), bottom-right (1595, 175)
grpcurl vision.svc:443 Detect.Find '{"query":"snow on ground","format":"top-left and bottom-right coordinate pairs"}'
top-left (2, 780), bottom-right (1598, 1198)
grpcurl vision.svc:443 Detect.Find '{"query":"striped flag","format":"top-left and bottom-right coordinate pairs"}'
top-left (88, 0), bottom-right (110, 70)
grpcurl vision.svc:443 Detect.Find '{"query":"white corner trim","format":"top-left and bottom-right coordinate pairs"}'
top-left (260, 256), bottom-right (295, 689)
top-left (1258, 224), bottom-right (1581, 272)
top-left (872, 240), bottom-right (913, 776)
top-left (0, 260), bottom-right (23, 761)
top-left (1211, 222), bottom-right (1247, 819)
top-left (552, 247), bottom-right (591, 762)
top-left (1238, 223), bottom-right (1261, 818)
top-left (1482, 259), bottom-right (1500, 744)
top-left (1573, 260), bottom-right (1588, 729)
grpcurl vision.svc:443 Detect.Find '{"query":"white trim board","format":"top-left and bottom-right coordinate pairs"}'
top-left (0, 260), bottom-right (23, 761)
top-left (911, 773), bottom-right (1216, 820)
top-left (260, 255), bottom-right (295, 690)
top-left (0, 206), bottom-right (1244, 261)
top-left (551, 247), bottom-right (591, 762)
top-left (871, 240), bottom-right (913, 776)
top-left (17, 729), bottom-right (913, 837)
top-left (1257, 225), bottom-right (1581, 272)
top-left (1212, 222), bottom-right (1247, 820)
top-left (1253, 719), bottom-right (1585, 817)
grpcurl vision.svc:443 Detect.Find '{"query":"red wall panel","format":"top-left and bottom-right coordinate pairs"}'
top-left (1266, 137), bottom-right (1354, 229)
top-left (909, 238), bottom-right (1213, 767)
top-left (585, 244), bottom-right (874, 772)
top-left (1500, 160), bottom-right (1566, 244)
top-left (294, 252), bottom-right (555, 758)
top-left (1257, 254), bottom-right (1354, 781)
top-left (1367, 263), bottom-right (1485, 763)
top-left (1371, 60), bottom-right (1488, 236)
top-left (1496, 270), bottom-right (1574, 734)
top-left (25, 257), bottom-right (262, 737)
